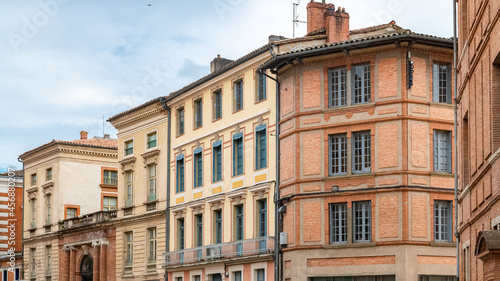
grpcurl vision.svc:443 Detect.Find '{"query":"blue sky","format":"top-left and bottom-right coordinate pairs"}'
top-left (0, 0), bottom-right (453, 173)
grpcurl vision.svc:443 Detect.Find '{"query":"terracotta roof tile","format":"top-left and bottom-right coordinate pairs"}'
top-left (0, 170), bottom-right (23, 177)
top-left (19, 138), bottom-right (117, 160)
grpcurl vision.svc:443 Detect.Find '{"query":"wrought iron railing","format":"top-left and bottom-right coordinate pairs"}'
top-left (163, 236), bottom-right (274, 266)
top-left (59, 210), bottom-right (117, 230)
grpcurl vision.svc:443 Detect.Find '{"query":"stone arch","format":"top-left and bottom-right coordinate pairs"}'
top-left (80, 254), bottom-right (93, 281)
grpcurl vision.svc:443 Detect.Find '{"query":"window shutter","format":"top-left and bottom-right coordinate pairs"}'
top-left (447, 131), bottom-right (452, 173)
top-left (260, 131), bottom-right (266, 169)
top-left (237, 140), bottom-right (243, 174)
top-left (351, 67), bottom-right (356, 104)
top-left (180, 160), bottom-right (184, 191)
top-left (217, 147), bottom-right (222, 181)
top-left (197, 153), bottom-right (202, 186)
top-left (433, 131), bottom-right (439, 171)
top-left (433, 64), bottom-right (439, 102)
top-left (446, 64), bottom-right (452, 104)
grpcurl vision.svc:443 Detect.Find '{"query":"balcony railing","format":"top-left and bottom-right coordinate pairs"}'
top-left (59, 210), bottom-right (117, 230)
top-left (103, 177), bottom-right (117, 186)
top-left (163, 236), bottom-right (274, 267)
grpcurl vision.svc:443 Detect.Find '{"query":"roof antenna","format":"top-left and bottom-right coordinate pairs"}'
top-left (102, 114), bottom-right (105, 137)
top-left (293, 0), bottom-right (306, 38)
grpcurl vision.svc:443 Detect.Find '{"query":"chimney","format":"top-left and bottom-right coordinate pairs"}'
top-left (104, 134), bottom-right (110, 139)
top-left (210, 54), bottom-right (234, 73)
top-left (80, 130), bottom-right (88, 140)
top-left (306, 1), bottom-right (349, 43)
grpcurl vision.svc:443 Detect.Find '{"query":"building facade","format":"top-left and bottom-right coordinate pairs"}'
top-left (0, 169), bottom-right (23, 280)
top-left (456, 1), bottom-right (500, 280)
top-left (162, 46), bottom-right (277, 281)
top-left (19, 131), bottom-right (118, 281)
top-left (261, 2), bottom-right (456, 280)
top-left (108, 99), bottom-right (169, 280)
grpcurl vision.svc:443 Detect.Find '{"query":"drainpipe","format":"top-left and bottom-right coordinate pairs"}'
top-left (259, 67), bottom-right (280, 281)
top-left (452, 0), bottom-right (460, 279)
top-left (161, 96), bottom-right (171, 281)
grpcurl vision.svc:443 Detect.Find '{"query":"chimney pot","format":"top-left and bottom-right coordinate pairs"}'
top-left (80, 130), bottom-right (88, 140)
top-left (342, 7), bottom-right (345, 12)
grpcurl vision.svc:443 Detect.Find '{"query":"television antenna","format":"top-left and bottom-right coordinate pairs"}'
top-left (293, 0), bottom-right (306, 38)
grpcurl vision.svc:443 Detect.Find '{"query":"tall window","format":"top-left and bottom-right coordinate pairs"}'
top-left (46, 245), bottom-right (52, 275)
top-left (214, 209), bottom-right (222, 244)
top-left (255, 125), bottom-right (267, 170)
top-left (233, 133), bottom-right (244, 176)
top-left (257, 269), bottom-right (265, 281)
top-left (125, 232), bottom-right (133, 265)
top-left (329, 202), bottom-right (348, 244)
top-left (352, 64), bottom-right (371, 104)
top-left (147, 228), bottom-right (157, 263)
top-left (176, 155), bottom-right (185, 193)
top-left (213, 141), bottom-right (222, 182)
top-left (329, 134), bottom-right (347, 175)
top-left (45, 195), bottom-right (51, 225)
top-left (103, 196), bottom-right (117, 211)
top-left (31, 173), bottom-right (37, 186)
top-left (194, 99), bottom-right (203, 128)
top-left (178, 218), bottom-right (185, 250)
top-left (434, 200), bottom-right (452, 242)
top-left (258, 199), bottom-right (267, 237)
top-left (66, 208), bottom-right (77, 219)
top-left (329, 67), bottom-right (347, 107)
top-left (147, 132), bottom-right (157, 149)
top-left (103, 170), bottom-right (117, 186)
top-left (148, 164), bottom-right (157, 201)
top-left (194, 148), bottom-right (203, 188)
top-left (256, 71), bottom-right (267, 102)
top-left (31, 199), bottom-right (36, 228)
top-left (433, 63), bottom-right (452, 103)
top-left (46, 168), bottom-right (52, 181)
top-left (125, 140), bottom-right (134, 156)
top-left (234, 79), bottom-right (243, 111)
top-left (434, 130), bottom-right (452, 173)
top-left (195, 214), bottom-right (203, 247)
top-left (353, 201), bottom-right (371, 243)
top-left (352, 131), bottom-right (371, 174)
top-left (235, 204), bottom-right (244, 240)
top-left (177, 107), bottom-right (185, 135)
top-left (30, 248), bottom-right (36, 277)
top-left (234, 271), bottom-right (242, 281)
top-left (125, 171), bottom-right (133, 206)
top-left (213, 90), bottom-right (222, 120)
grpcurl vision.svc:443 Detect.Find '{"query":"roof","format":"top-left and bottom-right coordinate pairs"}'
top-left (350, 20), bottom-right (403, 35)
top-left (476, 231), bottom-right (500, 256)
top-left (107, 97), bottom-right (162, 122)
top-left (19, 138), bottom-right (118, 160)
top-left (0, 170), bottom-right (23, 177)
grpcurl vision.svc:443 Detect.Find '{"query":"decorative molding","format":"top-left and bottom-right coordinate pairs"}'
top-left (141, 149), bottom-right (160, 168)
top-left (112, 106), bottom-right (165, 130)
top-left (119, 157), bottom-right (137, 172)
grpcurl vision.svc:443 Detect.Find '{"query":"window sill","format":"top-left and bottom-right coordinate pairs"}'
top-left (430, 172), bottom-right (455, 177)
top-left (328, 173), bottom-right (375, 180)
top-left (430, 242), bottom-right (455, 247)
top-left (324, 102), bottom-right (375, 112)
top-left (429, 102), bottom-right (453, 108)
top-left (99, 184), bottom-right (117, 189)
top-left (323, 242), bottom-right (376, 249)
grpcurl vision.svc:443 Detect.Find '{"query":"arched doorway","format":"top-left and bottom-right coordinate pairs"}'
top-left (80, 255), bottom-right (93, 281)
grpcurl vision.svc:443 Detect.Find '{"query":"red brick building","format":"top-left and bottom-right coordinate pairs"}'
top-left (456, 1), bottom-right (500, 280)
top-left (262, 1), bottom-right (456, 280)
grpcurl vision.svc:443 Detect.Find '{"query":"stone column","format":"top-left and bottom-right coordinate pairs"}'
top-left (99, 244), bottom-right (107, 281)
top-left (69, 247), bottom-right (76, 281)
top-left (93, 246), bottom-right (100, 281)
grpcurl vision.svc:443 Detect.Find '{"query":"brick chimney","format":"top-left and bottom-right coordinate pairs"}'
top-left (80, 130), bottom-right (88, 140)
top-left (210, 54), bottom-right (234, 73)
top-left (307, 1), bottom-right (349, 43)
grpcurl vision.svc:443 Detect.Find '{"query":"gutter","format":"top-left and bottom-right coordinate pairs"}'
top-left (160, 96), bottom-right (171, 281)
top-left (453, 0), bottom-right (460, 279)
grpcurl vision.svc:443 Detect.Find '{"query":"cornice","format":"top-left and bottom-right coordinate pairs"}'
top-left (112, 106), bottom-right (166, 130)
top-left (23, 146), bottom-right (117, 164)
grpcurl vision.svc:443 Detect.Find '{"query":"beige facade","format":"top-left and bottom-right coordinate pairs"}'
top-left (108, 99), bottom-right (168, 280)
top-left (19, 132), bottom-right (118, 280)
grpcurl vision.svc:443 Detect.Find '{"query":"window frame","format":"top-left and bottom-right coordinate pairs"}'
top-left (352, 131), bottom-right (371, 174)
top-left (147, 131), bottom-right (157, 149)
top-left (255, 125), bottom-right (267, 170)
top-left (432, 63), bottom-right (452, 104)
top-left (234, 204), bottom-right (244, 241)
top-left (125, 170), bottom-right (134, 207)
top-left (147, 227), bottom-right (157, 263)
top-left (233, 79), bottom-right (244, 112)
top-left (45, 194), bottom-right (51, 225)
top-left (124, 140), bottom-right (134, 156)
top-left (147, 164), bottom-right (157, 201)
top-left (328, 67), bottom-right (347, 108)
top-left (195, 214), bottom-right (203, 247)
top-left (125, 231), bottom-right (133, 266)
top-left (329, 202), bottom-right (348, 244)
top-left (193, 148), bottom-right (203, 188)
top-left (256, 70), bottom-right (267, 102)
top-left (212, 141), bottom-right (223, 182)
top-left (194, 98), bottom-right (203, 129)
top-left (178, 218), bottom-right (185, 250)
top-left (351, 63), bottom-right (371, 105)
top-left (329, 134), bottom-right (348, 176)
top-left (177, 107), bottom-right (185, 136)
top-left (233, 133), bottom-right (244, 177)
top-left (213, 89), bottom-right (222, 121)
top-left (103, 169), bottom-right (118, 186)
top-left (434, 200), bottom-right (453, 242)
top-left (30, 173), bottom-right (37, 186)
top-left (257, 199), bottom-right (267, 237)
top-left (45, 245), bottom-right (52, 275)
top-left (176, 155), bottom-right (185, 193)
top-left (103, 196), bottom-right (117, 211)
top-left (214, 209), bottom-right (222, 244)
top-left (353, 200), bottom-right (371, 243)
top-left (45, 168), bottom-right (52, 182)
top-left (433, 130), bottom-right (452, 173)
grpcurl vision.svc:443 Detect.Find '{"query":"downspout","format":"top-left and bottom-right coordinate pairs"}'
top-left (453, 0), bottom-right (460, 279)
top-left (161, 96), bottom-right (171, 281)
top-left (259, 66), bottom-right (280, 281)
top-left (17, 157), bottom-right (24, 272)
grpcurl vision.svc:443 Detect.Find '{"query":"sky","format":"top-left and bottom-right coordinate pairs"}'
top-left (0, 0), bottom-right (453, 172)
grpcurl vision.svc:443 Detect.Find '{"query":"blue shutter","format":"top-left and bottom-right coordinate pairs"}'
top-left (212, 142), bottom-right (222, 182)
top-left (197, 152), bottom-right (202, 186)
top-left (255, 125), bottom-right (267, 170)
top-left (233, 133), bottom-right (243, 176)
top-left (237, 139), bottom-right (243, 175)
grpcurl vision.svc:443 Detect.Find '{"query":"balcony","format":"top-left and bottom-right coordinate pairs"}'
top-left (163, 236), bottom-right (274, 267)
top-left (59, 210), bottom-right (117, 230)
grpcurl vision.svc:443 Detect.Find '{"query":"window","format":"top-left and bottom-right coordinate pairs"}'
top-left (148, 164), bottom-right (157, 201)
top-left (195, 276), bottom-right (201, 281)
top-left (434, 200), bottom-right (452, 242)
top-left (15, 268), bottom-right (20, 280)
top-left (213, 90), bottom-right (222, 120)
top-left (434, 130), bottom-right (452, 173)
top-left (46, 245), bottom-right (52, 275)
top-left (464, 246), bottom-right (470, 281)
top-left (147, 228), bottom-right (157, 263)
top-left (125, 171), bottom-right (133, 206)
top-left (125, 232), bottom-right (133, 265)
top-left (419, 276), bottom-right (456, 281)
top-left (433, 63), bottom-right (452, 104)
top-left (233, 133), bottom-right (244, 176)
top-left (213, 141), bottom-right (222, 182)
top-left (30, 248), bottom-right (36, 277)
top-left (177, 107), bottom-right (185, 135)
top-left (257, 269), bottom-right (265, 281)
top-left (31, 199), bottom-right (36, 228)
top-left (3, 270), bottom-right (7, 281)
top-left (194, 99), bottom-right (203, 128)
top-left (103, 170), bottom-right (117, 186)
top-left (31, 173), bottom-right (37, 186)
top-left (352, 131), bottom-right (371, 174)
top-left (124, 140), bottom-right (134, 156)
top-left (462, 115), bottom-right (469, 188)
top-left (195, 214), bottom-right (203, 247)
top-left (176, 155), bottom-right (185, 193)
top-left (329, 134), bottom-right (347, 176)
top-left (46, 168), bottom-right (52, 181)
top-left (256, 71), bottom-right (267, 102)
top-left (329, 202), bottom-right (348, 244)
top-left (329, 67), bottom-right (347, 107)
top-left (235, 204), bottom-right (244, 240)
top-left (234, 79), bottom-right (243, 111)
top-left (258, 199), bottom-right (267, 237)
top-left (103, 196), bottom-right (117, 211)
top-left (45, 195), bottom-right (51, 225)
top-left (147, 132), bottom-right (157, 149)
top-left (178, 218), bottom-right (185, 250)
top-left (353, 201), bottom-right (371, 243)
top-left (194, 148), bottom-right (203, 188)
top-left (214, 209), bottom-right (222, 244)
top-left (352, 64), bottom-right (371, 104)
top-left (234, 271), bottom-right (242, 281)
top-left (255, 125), bottom-right (267, 170)
top-left (66, 208), bottom-right (77, 219)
